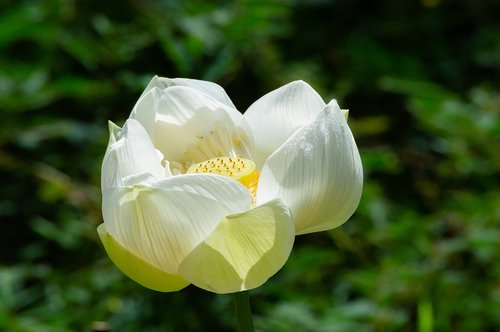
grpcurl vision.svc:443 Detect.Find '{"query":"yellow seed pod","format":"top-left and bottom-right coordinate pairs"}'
top-left (186, 157), bottom-right (257, 188)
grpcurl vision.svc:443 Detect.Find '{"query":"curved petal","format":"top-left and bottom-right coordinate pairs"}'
top-left (244, 81), bottom-right (326, 167)
top-left (137, 76), bottom-right (236, 109)
top-left (159, 173), bottom-right (253, 213)
top-left (257, 101), bottom-right (363, 235)
top-left (101, 119), bottom-right (164, 190)
top-left (178, 199), bottom-right (295, 294)
top-left (129, 87), bottom-right (160, 140)
top-left (149, 86), bottom-right (251, 171)
top-left (102, 174), bottom-right (253, 275)
top-left (97, 224), bottom-right (190, 292)
top-left (130, 81), bottom-right (239, 142)
top-left (169, 78), bottom-right (236, 109)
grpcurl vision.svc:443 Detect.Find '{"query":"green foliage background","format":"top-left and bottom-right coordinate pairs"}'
top-left (1, 0), bottom-right (499, 331)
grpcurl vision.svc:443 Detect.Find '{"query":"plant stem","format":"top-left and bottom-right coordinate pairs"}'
top-left (232, 291), bottom-right (255, 332)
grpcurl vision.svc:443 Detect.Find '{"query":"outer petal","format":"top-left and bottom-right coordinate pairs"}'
top-left (257, 101), bottom-right (363, 235)
top-left (178, 199), bottom-right (295, 294)
top-left (129, 88), bottom-right (158, 140)
top-left (101, 119), bottom-right (164, 189)
top-left (244, 81), bottom-right (326, 167)
top-left (137, 86), bottom-right (251, 171)
top-left (136, 75), bottom-right (236, 109)
top-left (103, 174), bottom-right (253, 275)
top-left (97, 224), bottom-right (190, 292)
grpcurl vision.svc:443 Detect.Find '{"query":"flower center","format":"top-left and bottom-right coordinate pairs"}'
top-left (186, 157), bottom-right (260, 198)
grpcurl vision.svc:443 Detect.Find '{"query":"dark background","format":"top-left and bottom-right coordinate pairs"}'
top-left (1, 0), bottom-right (499, 331)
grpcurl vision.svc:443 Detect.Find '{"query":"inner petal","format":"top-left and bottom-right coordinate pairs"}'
top-left (142, 85), bottom-right (254, 175)
top-left (163, 122), bottom-right (252, 176)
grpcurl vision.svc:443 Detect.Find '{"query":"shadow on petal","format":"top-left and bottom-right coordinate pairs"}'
top-left (178, 199), bottom-right (295, 294)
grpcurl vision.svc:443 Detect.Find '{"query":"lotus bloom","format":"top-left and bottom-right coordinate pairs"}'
top-left (98, 76), bottom-right (362, 294)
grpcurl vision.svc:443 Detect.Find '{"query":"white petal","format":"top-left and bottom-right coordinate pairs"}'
top-left (135, 76), bottom-right (176, 102)
top-left (101, 119), bottom-right (164, 189)
top-left (257, 101), bottom-right (363, 235)
top-left (129, 87), bottom-right (160, 140)
top-left (137, 76), bottom-right (236, 109)
top-left (160, 174), bottom-right (253, 213)
top-left (150, 86), bottom-right (251, 170)
top-left (130, 78), bottom-right (239, 141)
top-left (244, 81), bottom-right (326, 167)
top-left (169, 78), bottom-right (236, 109)
top-left (137, 75), bottom-right (167, 99)
top-left (178, 199), bottom-right (295, 294)
top-left (102, 174), bottom-right (252, 274)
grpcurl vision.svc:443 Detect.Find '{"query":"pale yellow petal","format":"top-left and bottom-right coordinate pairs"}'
top-left (178, 199), bottom-right (295, 294)
top-left (97, 224), bottom-right (189, 292)
top-left (103, 174), bottom-right (252, 275)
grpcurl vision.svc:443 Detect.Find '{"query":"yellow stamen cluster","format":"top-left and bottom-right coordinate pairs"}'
top-left (186, 157), bottom-right (257, 188)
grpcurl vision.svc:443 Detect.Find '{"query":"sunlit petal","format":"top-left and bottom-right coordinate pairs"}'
top-left (129, 87), bottom-right (160, 140)
top-left (150, 86), bottom-right (251, 171)
top-left (130, 77), bottom-right (239, 142)
top-left (244, 81), bottom-right (326, 167)
top-left (137, 75), bottom-right (236, 109)
top-left (257, 100), bottom-right (363, 235)
top-left (178, 199), bottom-right (295, 294)
top-left (102, 174), bottom-right (252, 274)
top-left (101, 119), bottom-right (164, 189)
top-left (169, 77), bottom-right (236, 108)
top-left (97, 224), bottom-right (190, 292)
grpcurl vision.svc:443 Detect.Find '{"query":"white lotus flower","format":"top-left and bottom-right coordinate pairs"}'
top-left (98, 76), bottom-right (363, 294)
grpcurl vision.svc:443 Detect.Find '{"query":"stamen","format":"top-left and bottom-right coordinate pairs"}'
top-left (186, 157), bottom-right (258, 189)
